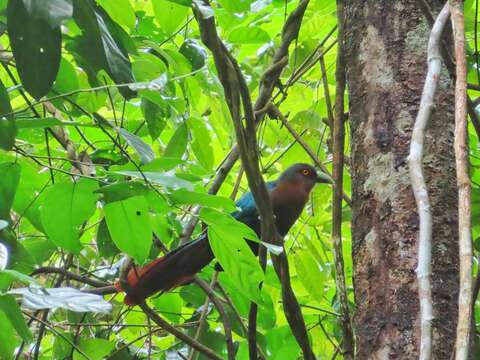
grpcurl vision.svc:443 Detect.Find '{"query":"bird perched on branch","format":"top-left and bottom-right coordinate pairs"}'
top-left (115, 163), bottom-right (333, 305)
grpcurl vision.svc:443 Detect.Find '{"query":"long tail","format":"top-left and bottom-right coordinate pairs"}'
top-left (115, 234), bottom-right (213, 306)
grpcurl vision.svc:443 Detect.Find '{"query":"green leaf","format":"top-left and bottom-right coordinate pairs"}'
top-left (152, 0), bottom-right (188, 35)
top-left (96, 218), bottom-right (119, 258)
top-left (104, 196), bottom-right (152, 263)
top-left (94, 182), bottom-right (149, 203)
top-left (0, 79), bottom-right (16, 151)
top-left (164, 122), bottom-right (188, 159)
top-left (0, 311), bottom-right (17, 357)
top-left (53, 331), bottom-right (74, 360)
top-left (152, 292), bottom-right (183, 323)
top-left (116, 127), bottom-right (155, 164)
top-left (294, 250), bottom-right (325, 301)
top-left (0, 162), bottom-right (20, 220)
top-left (73, 338), bottom-right (114, 360)
top-left (200, 208), bottom-right (264, 303)
top-left (0, 294), bottom-right (33, 342)
top-left (179, 39), bottom-right (207, 71)
top-left (0, 269), bottom-right (39, 285)
top-left (96, 0), bottom-right (135, 29)
top-left (229, 26), bottom-right (270, 44)
top-left (73, 0), bottom-right (135, 99)
top-left (170, 189), bottom-right (236, 211)
top-left (53, 57), bottom-right (80, 95)
top-left (189, 117), bottom-right (213, 170)
top-left (7, 0), bottom-right (61, 99)
top-left (22, 0), bottom-right (73, 27)
top-left (40, 179), bottom-right (99, 253)
top-left (217, 0), bottom-right (253, 13)
top-left (142, 98), bottom-right (168, 140)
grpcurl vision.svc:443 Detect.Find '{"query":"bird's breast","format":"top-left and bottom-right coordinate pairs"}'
top-left (270, 183), bottom-right (309, 236)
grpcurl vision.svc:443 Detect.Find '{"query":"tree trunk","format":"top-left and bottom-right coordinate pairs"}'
top-left (344, 1), bottom-right (459, 359)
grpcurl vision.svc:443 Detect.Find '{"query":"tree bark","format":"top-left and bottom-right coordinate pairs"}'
top-left (344, 1), bottom-right (459, 359)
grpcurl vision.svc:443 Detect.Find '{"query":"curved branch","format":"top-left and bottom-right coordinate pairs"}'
top-left (408, 4), bottom-right (450, 360)
top-left (31, 267), bottom-right (109, 288)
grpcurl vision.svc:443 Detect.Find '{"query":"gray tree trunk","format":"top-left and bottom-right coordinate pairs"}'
top-left (344, 1), bottom-right (459, 358)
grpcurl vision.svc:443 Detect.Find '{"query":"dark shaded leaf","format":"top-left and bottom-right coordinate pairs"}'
top-left (7, 0), bottom-right (61, 99)
top-left (22, 0), bottom-right (73, 27)
top-left (142, 98), bottom-right (168, 140)
top-left (0, 79), bottom-right (15, 150)
top-left (179, 39), bottom-right (207, 71)
top-left (72, 0), bottom-right (135, 99)
top-left (0, 162), bottom-right (20, 220)
top-left (96, 218), bottom-right (119, 258)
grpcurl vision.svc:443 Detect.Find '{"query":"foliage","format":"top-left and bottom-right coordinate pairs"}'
top-left (1, 0), bottom-right (348, 358)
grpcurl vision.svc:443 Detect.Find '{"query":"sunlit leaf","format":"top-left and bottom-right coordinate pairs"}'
top-left (104, 196), bottom-right (152, 263)
top-left (116, 127), bottom-right (155, 164)
top-left (0, 79), bottom-right (15, 151)
top-left (0, 294), bottom-right (32, 342)
top-left (40, 179), bottom-right (99, 253)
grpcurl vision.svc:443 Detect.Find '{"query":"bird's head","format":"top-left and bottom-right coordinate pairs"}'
top-left (278, 163), bottom-right (334, 192)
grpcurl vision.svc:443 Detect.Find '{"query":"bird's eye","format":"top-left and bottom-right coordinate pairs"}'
top-left (302, 169), bottom-right (310, 176)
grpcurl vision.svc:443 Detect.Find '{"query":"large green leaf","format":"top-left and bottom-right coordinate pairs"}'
top-left (96, 0), bottom-right (135, 29)
top-left (104, 196), bottom-right (152, 263)
top-left (170, 189), bottom-right (236, 211)
top-left (22, 0), bottom-right (73, 27)
top-left (0, 311), bottom-right (17, 358)
top-left (0, 79), bottom-right (15, 151)
top-left (40, 179), bottom-right (99, 253)
top-left (164, 122), bottom-right (188, 159)
top-left (294, 250), bottom-right (325, 301)
top-left (0, 294), bottom-right (32, 342)
top-left (7, 0), bottom-right (61, 99)
top-left (116, 127), bottom-right (155, 164)
top-left (0, 162), bottom-right (20, 220)
top-left (228, 26), bottom-right (270, 44)
top-left (72, 0), bottom-right (135, 99)
top-left (189, 117), bottom-right (213, 170)
top-left (200, 208), bottom-right (264, 303)
top-left (142, 98), bottom-right (168, 140)
top-left (152, 0), bottom-right (189, 35)
top-left (73, 338), bottom-right (114, 360)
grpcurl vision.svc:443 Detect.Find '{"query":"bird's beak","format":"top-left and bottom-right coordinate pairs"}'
top-left (315, 170), bottom-right (334, 184)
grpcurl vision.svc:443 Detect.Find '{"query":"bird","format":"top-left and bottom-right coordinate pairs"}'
top-left (115, 163), bottom-right (333, 305)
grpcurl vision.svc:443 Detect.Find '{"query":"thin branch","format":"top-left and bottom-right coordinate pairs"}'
top-left (408, 4), bottom-right (450, 360)
top-left (31, 267), bottom-right (109, 288)
top-left (450, 1), bottom-right (473, 360)
top-left (331, 1), bottom-right (354, 358)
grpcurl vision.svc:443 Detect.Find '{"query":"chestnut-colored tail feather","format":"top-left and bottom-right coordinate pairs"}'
top-left (115, 235), bottom-right (214, 305)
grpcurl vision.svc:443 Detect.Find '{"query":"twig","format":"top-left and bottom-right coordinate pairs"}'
top-left (31, 266), bottom-right (109, 288)
top-left (408, 4), bottom-right (450, 360)
top-left (331, 1), bottom-right (354, 358)
top-left (450, 1), bottom-right (473, 359)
